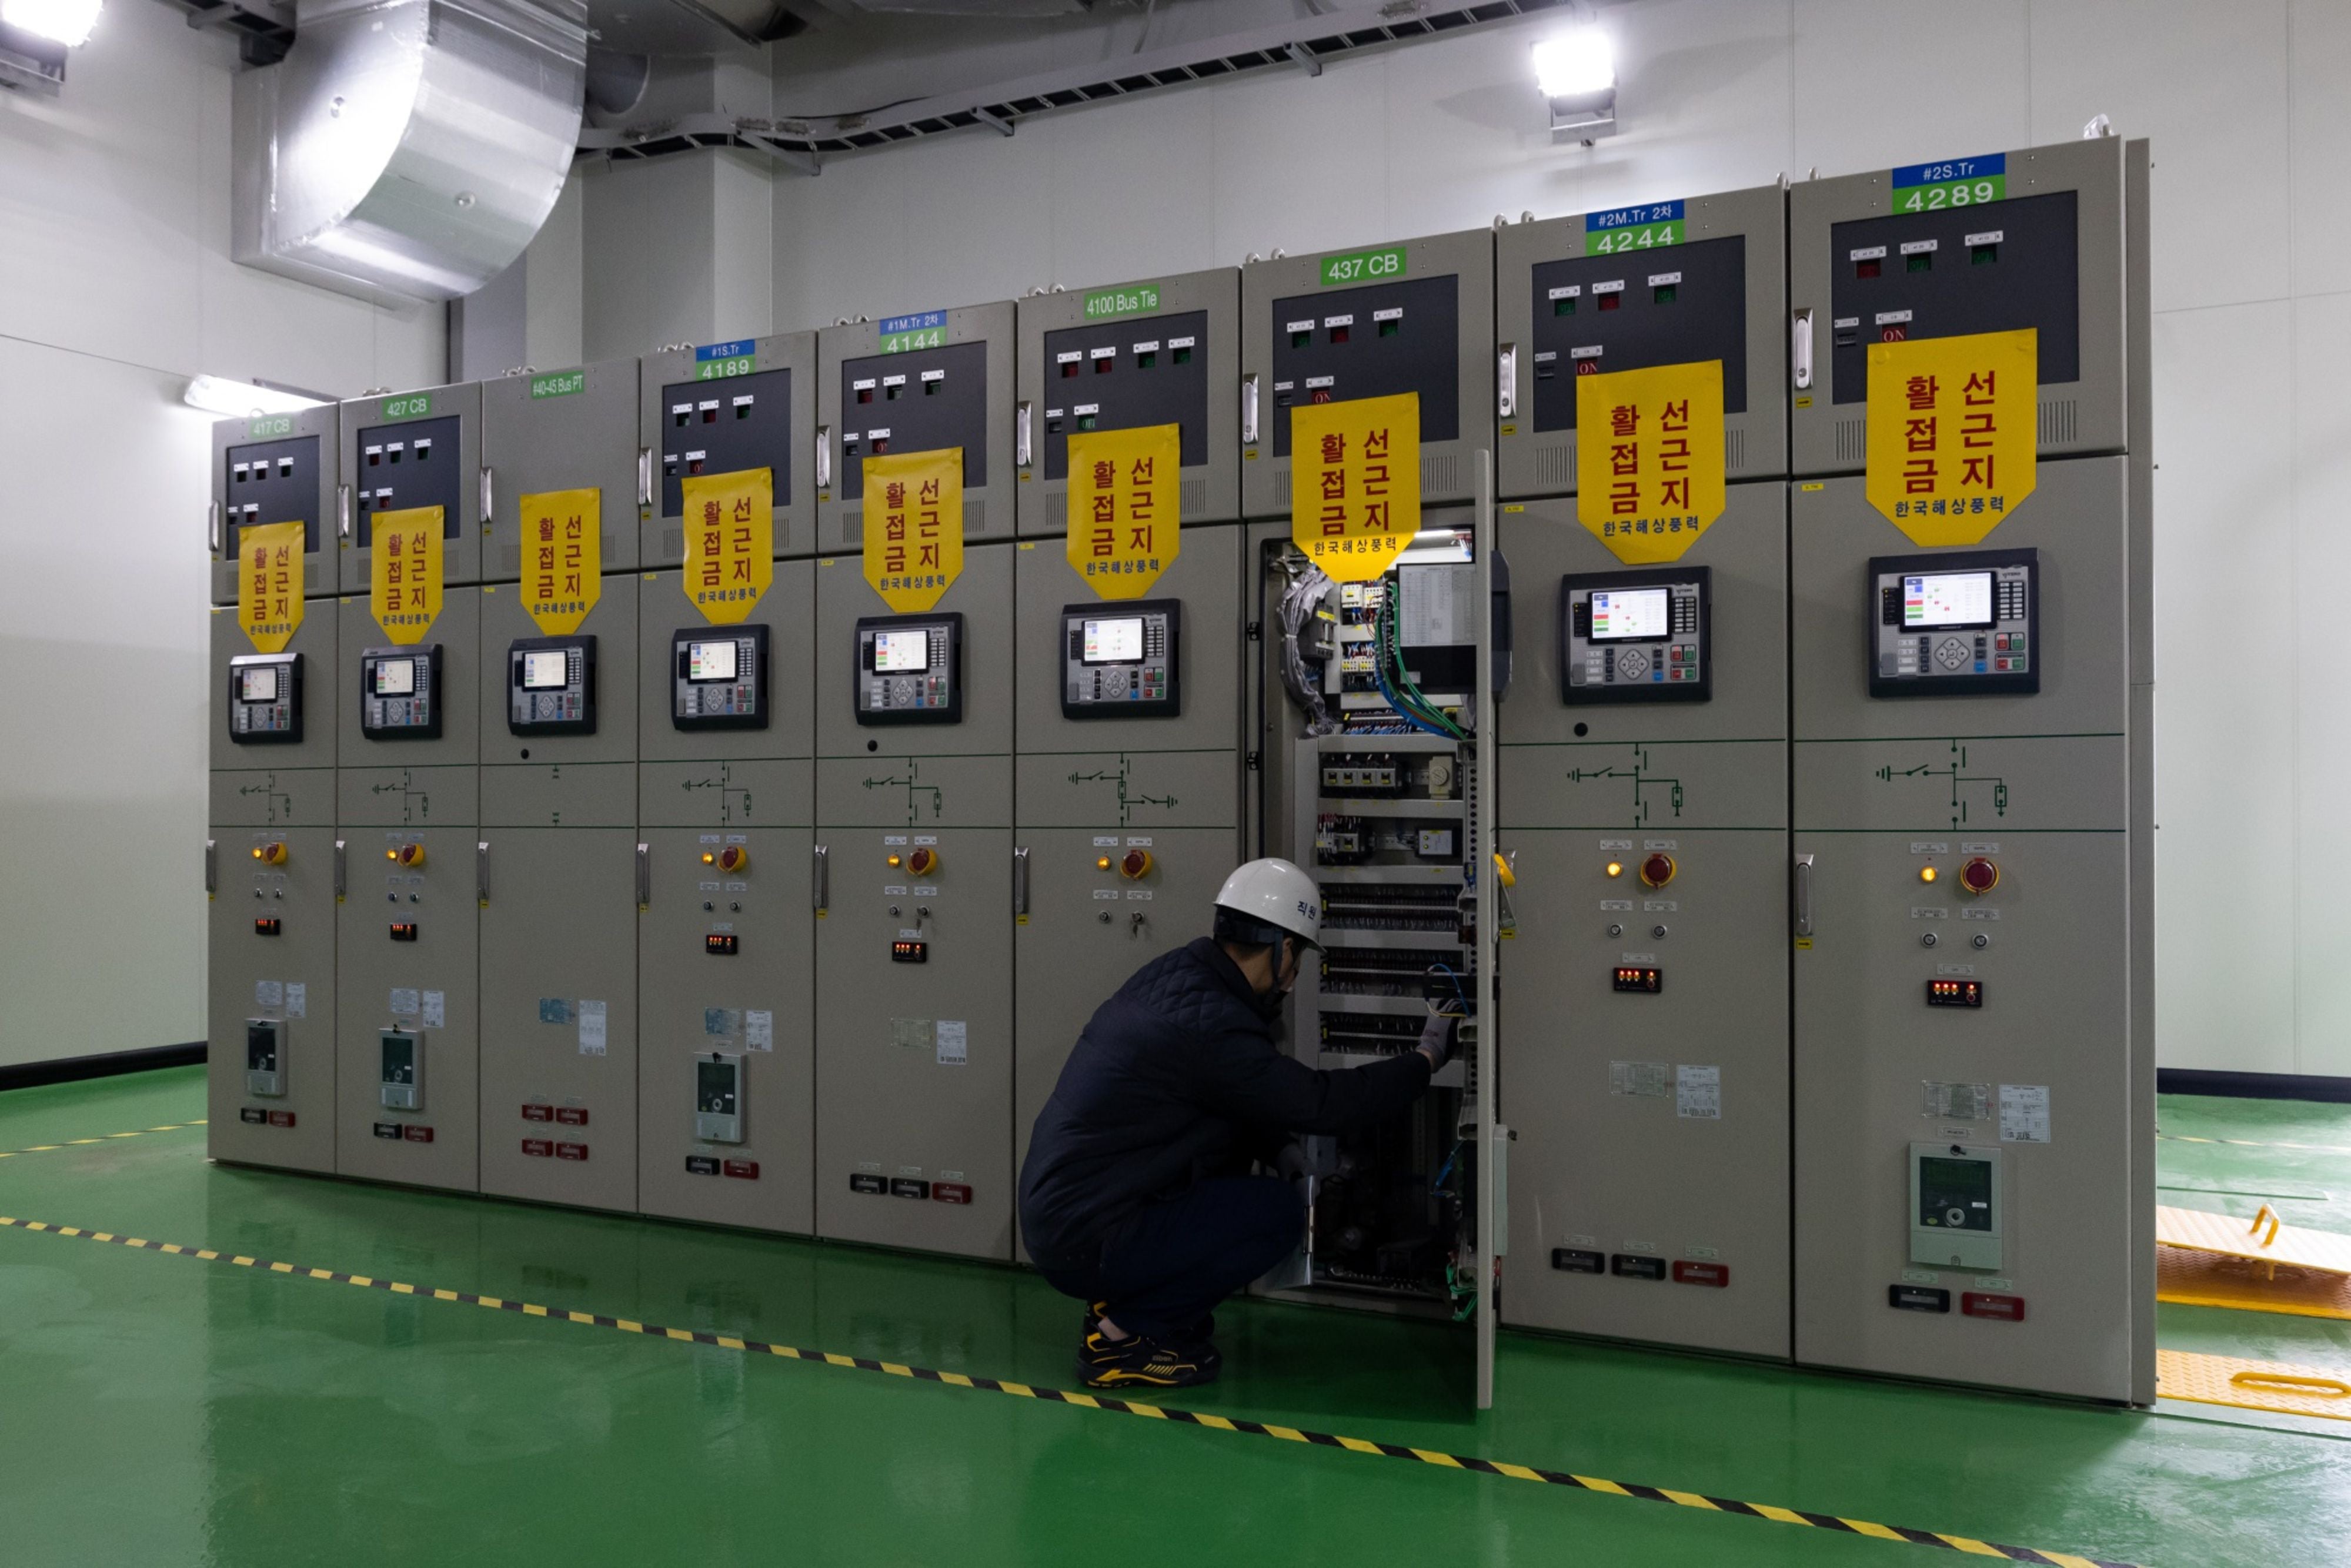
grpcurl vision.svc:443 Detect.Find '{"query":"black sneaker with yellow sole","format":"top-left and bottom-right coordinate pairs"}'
top-left (1078, 1332), bottom-right (1219, 1390)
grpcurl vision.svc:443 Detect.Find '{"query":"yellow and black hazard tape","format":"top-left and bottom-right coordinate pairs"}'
top-left (0, 1212), bottom-right (2139, 1568)
top-left (0, 1119), bottom-right (206, 1161)
top-left (2160, 1132), bottom-right (2351, 1158)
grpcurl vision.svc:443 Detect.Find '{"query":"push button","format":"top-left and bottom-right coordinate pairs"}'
top-left (1961, 857), bottom-right (1999, 895)
top-left (1639, 852), bottom-right (1675, 889)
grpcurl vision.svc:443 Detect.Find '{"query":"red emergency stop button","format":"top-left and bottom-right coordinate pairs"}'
top-left (1639, 852), bottom-right (1676, 889)
top-left (907, 846), bottom-right (939, 877)
top-left (253, 841), bottom-right (288, 865)
top-left (716, 844), bottom-right (749, 874)
top-left (392, 842), bottom-right (426, 868)
top-left (1120, 848), bottom-right (1154, 880)
top-left (1961, 857), bottom-right (1999, 895)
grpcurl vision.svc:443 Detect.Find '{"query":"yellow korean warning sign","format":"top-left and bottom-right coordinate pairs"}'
top-left (1575, 360), bottom-right (1726, 564)
top-left (519, 489), bottom-right (601, 635)
top-left (1066, 424), bottom-right (1181, 600)
top-left (1865, 329), bottom-right (2038, 546)
top-left (681, 468), bottom-right (774, 625)
top-left (863, 447), bottom-right (964, 613)
top-left (236, 519), bottom-right (305, 653)
top-left (369, 507), bottom-right (444, 644)
top-left (1290, 393), bottom-right (1419, 584)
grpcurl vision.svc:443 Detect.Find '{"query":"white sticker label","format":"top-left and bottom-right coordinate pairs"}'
top-left (1569, 345), bottom-right (1605, 360)
top-left (1371, 307), bottom-right (1403, 322)
top-left (1125, 836), bottom-right (1153, 847)
top-left (1834, 316), bottom-right (1861, 329)
top-left (1056, 350), bottom-right (1084, 365)
top-left (936, 1019), bottom-right (967, 1067)
top-left (884, 835), bottom-right (909, 845)
top-left (1963, 231), bottom-right (2003, 247)
top-left (1676, 1065), bottom-right (1722, 1120)
top-left (285, 982), bottom-right (306, 1019)
top-left (1547, 285), bottom-right (1582, 300)
top-left (1093, 888), bottom-right (1119, 900)
top-left (578, 999), bottom-right (608, 1057)
top-left (1287, 319), bottom-right (1315, 334)
top-left (1959, 906), bottom-right (2000, 921)
top-left (1642, 901), bottom-right (1677, 913)
top-left (1647, 271), bottom-right (1682, 287)
top-left (1599, 899), bottom-right (1634, 911)
top-left (1910, 841), bottom-right (1951, 855)
top-left (913, 835), bottom-right (938, 847)
top-left (1093, 835), bottom-right (1120, 847)
top-left (255, 979), bottom-right (284, 1009)
top-left (1922, 1081), bottom-right (1991, 1121)
top-left (389, 987), bottom-right (420, 1018)
top-left (704, 1008), bottom-right (742, 1038)
top-left (1643, 840), bottom-right (1678, 851)
top-left (2000, 1084), bottom-right (2051, 1144)
top-left (743, 1009), bottom-right (773, 1051)
top-left (1960, 841), bottom-right (2001, 854)
top-left (1599, 839), bottom-right (1632, 852)
top-left (1609, 1061), bottom-right (1669, 1098)
top-left (422, 990), bottom-right (445, 1028)
top-left (1126, 890), bottom-right (1153, 901)
top-left (1322, 314), bottom-right (1354, 328)
top-left (1849, 245), bottom-right (1888, 262)
top-left (1899, 239), bottom-right (1939, 255)
top-left (1876, 309), bottom-right (1915, 325)
top-left (1591, 279), bottom-right (1625, 295)
top-left (1911, 907), bottom-right (1948, 920)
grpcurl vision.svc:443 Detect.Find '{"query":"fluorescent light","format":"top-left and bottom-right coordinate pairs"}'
top-left (1532, 29), bottom-right (1614, 99)
top-left (183, 376), bottom-right (329, 419)
top-left (1, 0), bottom-right (102, 48)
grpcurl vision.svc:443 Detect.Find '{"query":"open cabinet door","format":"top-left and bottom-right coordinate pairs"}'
top-left (1471, 450), bottom-right (1501, 1412)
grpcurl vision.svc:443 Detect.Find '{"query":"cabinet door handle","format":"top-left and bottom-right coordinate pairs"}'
top-left (815, 426), bottom-right (832, 490)
top-left (812, 842), bottom-right (829, 912)
top-left (1241, 373), bottom-right (1260, 446)
top-left (1496, 344), bottom-right (1518, 420)
top-left (479, 464), bottom-right (495, 526)
top-left (337, 483), bottom-right (353, 541)
top-left (205, 838), bottom-right (218, 896)
top-left (1015, 402), bottom-right (1033, 468)
top-left (477, 840), bottom-right (492, 905)
top-left (1794, 852), bottom-right (1815, 937)
top-left (1791, 307), bottom-right (1815, 391)
top-left (636, 842), bottom-right (651, 908)
top-left (1013, 845), bottom-right (1030, 917)
top-left (208, 500), bottom-right (223, 556)
top-left (333, 838), bottom-right (347, 899)
top-left (636, 446), bottom-right (653, 507)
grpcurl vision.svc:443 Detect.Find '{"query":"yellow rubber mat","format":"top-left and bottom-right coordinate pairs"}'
top-left (2155, 1203), bottom-right (2351, 1276)
top-left (2158, 1348), bottom-right (2351, 1422)
top-left (2156, 1245), bottom-right (2351, 1319)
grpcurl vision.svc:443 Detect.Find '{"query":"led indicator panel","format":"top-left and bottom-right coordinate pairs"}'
top-left (522, 651), bottom-right (569, 689)
top-left (1903, 571), bottom-right (1995, 629)
top-left (873, 630), bottom-right (930, 672)
top-left (240, 667), bottom-right (280, 701)
top-left (1083, 617), bottom-right (1145, 663)
top-left (1589, 587), bottom-right (1671, 642)
top-left (373, 659), bottom-right (417, 696)
top-left (686, 640), bottom-right (738, 682)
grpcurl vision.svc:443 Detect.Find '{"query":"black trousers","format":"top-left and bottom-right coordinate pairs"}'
top-left (1036, 1176), bottom-right (1304, 1341)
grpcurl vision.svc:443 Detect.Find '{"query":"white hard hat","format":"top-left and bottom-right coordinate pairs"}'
top-left (1213, 857), bottom-right (1322, 950)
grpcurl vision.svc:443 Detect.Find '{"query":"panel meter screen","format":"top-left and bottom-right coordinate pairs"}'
top-left (1918, 1157), bottom-right (1993, 1232)
top-left (1061, 599), bottom-right (1179, 718)
top-left (687, 640), bottom-right (737, 682)
top-left (697, 1061), bottom-right (737, 1115)
top-left (360, 644), bottom-right (440, 740)
top-left (1083, 617), bottom-right (1144, 663)
top-left (1561, 570), bottom-right (1709, 705)
top-left (507, 636), bottom-right (595, 734)
top-left (1871, 549), bottom-right (2038, 697)
top-left (382, 1037), bottom-right (416, 1082)
top-left (673, 625), bottom-right (768, 730)
top-left (1903, 571), bottom-right (1995, 629)
top-left (228, 653), bottom-right (302, 744)
top-left (856, 614), bottom-right (963, 725)
top-left (1589, 588), bottom-right (1671, 641)
top-left (873, 631), bottom-right (931, 671)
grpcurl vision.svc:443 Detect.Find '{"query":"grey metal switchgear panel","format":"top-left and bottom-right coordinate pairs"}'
top-left (1790, 457), bottom-right (2148, 1402)
top-left (1014, 269), bottom-right (1241, 535)
top-left (1012, 530), bottom-right (1245, 1261)
top-left (1496, 492), bottom-right (1791, 1359)
top-left (636, 563), bottom-right (817, 1236)
top-left (814, 546), bottom-right (1015, 1260)
top-left (640, 332), bottom-right (819, 564)
top-left (212, 406), bottom-right (338, 604)
top-left (1498, 184), bottom-right (1788, 497)
top-left (208, 600), bottom-right (339, 1174)
top-left (478, 574), bottom-right (640, 1213)
top-left (480, 362), bottom-right (645, 580)
top-left (339, 383), bottom-right (484, 593)
top-left (1240, 229), bottom-right (1494, 519)
top-left (818, 303), bottom-right (1016, 552)
top-left (333, 587), bottom-right (481, 1193)
top-left (1789, 137), bottom-right (2128, 475)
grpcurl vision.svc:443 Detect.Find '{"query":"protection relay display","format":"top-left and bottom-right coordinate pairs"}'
top-left (695, 1054), bottom-right (744, 1144)
top-left (378, 1029), bottom-right (424, 1111)
top-left (1909, 1143), bottom-right (2003, 1271)
top-left (1869, 547), bottom-right (2038, 697)
top-left (672, 624), bottom-right (770, 730)
top-left (506, 636), bottom-right (597, 734)
top-left (1558, 568), bottom-right (1711, 703)
top-left (359, 645), bottom-right (442, 739)
top-left (1060, 599), bottom-right (1179, 718)
top-left (228, 652), bottom-right (304, 743)
top-left (854, 613), bottom-right (964, 724)
top-left (245, 1019), bottom-right (285, 1096)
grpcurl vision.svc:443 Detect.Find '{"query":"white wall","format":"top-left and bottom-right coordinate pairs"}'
top-left (749, 0), bottom-right (2348, 1076)
top-left (0, 3), bottom-right (445, 1068)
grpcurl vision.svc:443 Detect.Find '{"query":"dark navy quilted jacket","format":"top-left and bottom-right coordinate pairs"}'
top-left (1018, 936), bottom-right (1431, 1266)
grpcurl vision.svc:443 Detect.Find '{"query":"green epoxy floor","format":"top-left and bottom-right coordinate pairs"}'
top-left (2, 1071), bottom-right (2347, 1566)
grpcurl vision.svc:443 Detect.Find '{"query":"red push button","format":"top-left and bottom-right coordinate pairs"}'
top-left (1961, 1291), bottom-right (2025, 1322)
top-left (723, 1159), bottom-right (760, 1181)
top-left (1639, 852), bottom-right (1676, 889)
top-left (933, 1182), bottom-right (973, 1205)
top-left (1961, 857), bottom-right (1999, 895)
top-left (522, 1138), bottom-right (554, 1157)
top-left (1120, 848), bottom-right (1153, 880)
top-left (1671, 1261), bottom-right (1730, 1288)
top-left (907, 846), bottom-right (939, 877)
top-left (555, 1106), bottom-right (588, 1126)
top-left (522, 1104), bottom-right (553, 1121)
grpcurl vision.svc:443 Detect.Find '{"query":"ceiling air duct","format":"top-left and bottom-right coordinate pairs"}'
top-left (233, 0), bottom-right (589, 305)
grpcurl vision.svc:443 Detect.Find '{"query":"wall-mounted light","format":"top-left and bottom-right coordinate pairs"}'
top-left (2, 0), bottom-right (101, 48)
top-left (1532, 28), bottom-right (1617, 144)
top-left (183, 376), bottom-right (332, 419)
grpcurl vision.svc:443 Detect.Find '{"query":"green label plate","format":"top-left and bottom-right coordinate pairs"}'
top-left (1320, 246), bottom-right (1406, 287)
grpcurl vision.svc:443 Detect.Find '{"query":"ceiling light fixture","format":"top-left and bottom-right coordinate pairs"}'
top-left (1532, 28), bottom-right (1617, 143)
top-left (183, 376), bottom-right (331, 419)
top-left (1, 0), bottom-right (101, 48)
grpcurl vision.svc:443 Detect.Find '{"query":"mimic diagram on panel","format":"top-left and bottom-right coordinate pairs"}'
top-left (677, 760), bottom-right (756, 824)
top-left (1873, 739), bottom-right (2009, 830)
top-left (862, 758), bottom-right (945, 825)
top-left (1564, 743), bottom-right (1684, 825)
top-left (238, 772), bottom-right (296, 824)
top-left (1066, 752), bottom-right (1178, 828)
top-left (368, 768), bottom-right (433, 824)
